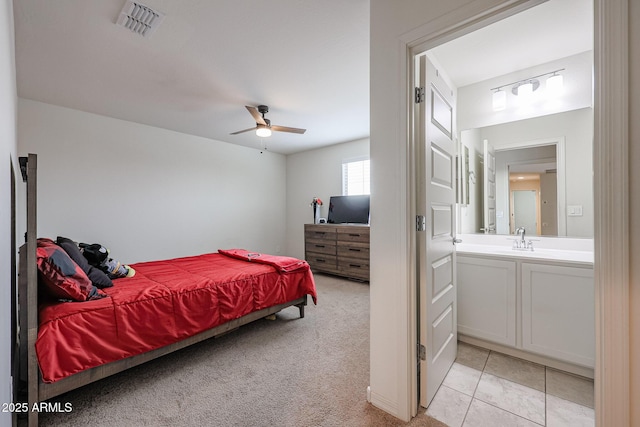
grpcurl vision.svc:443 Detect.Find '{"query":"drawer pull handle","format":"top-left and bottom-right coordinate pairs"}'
top-left (315, 245), bottom-right (325, 248)
top-left (349, 264), bottom-right (361, 268)
top-left (315, 232), bottom-right (326, 236)
top-left (348, 233), bottom-right (360, 237)
top-left (348, 248), bottom-right (361, 252)
top-left (315, 259), bottom-right (326, 263)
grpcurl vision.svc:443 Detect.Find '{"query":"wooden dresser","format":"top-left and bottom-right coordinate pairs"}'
top-left (304, 223), bottom-right (370, 281)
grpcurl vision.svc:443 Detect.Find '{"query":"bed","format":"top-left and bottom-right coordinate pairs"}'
top-left (16, 154), bottom-right (317, 426)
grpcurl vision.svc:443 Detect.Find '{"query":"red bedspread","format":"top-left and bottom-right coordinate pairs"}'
top-left (218, 249), bottom-right (310, 273)
top-left (36, 252), bottom-right (317, 383)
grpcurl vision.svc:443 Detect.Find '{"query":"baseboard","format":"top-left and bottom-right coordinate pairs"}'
top-left (369, 390), bottom-right (404, 420)
top-left (459, 334), bottom-right (595, 379)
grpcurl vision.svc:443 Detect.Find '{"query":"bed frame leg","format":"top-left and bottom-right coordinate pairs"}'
top-left (296, 296), bottom-right (307, 318)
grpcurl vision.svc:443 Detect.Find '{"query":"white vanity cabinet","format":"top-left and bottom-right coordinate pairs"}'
top-left (457, 256), bottom-right (516, 346)
top-left (457, 252), bottom-right (594, 371)
top-left (521, 263), bottom-right (595, 368)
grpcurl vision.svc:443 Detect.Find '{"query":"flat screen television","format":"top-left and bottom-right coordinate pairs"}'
top-left (327, 195), bottom-right (370, 224)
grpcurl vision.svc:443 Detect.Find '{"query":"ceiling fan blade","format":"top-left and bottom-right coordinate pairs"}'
top-left (245, 106), bottom-right (267, 126)
top-left (230, 126), bottom-right (257, 135)
top-left (271, 125), bottom-right (306, 134)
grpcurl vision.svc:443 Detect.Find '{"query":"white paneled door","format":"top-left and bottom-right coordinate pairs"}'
top-left (416, 55), bottom-right (458, 407)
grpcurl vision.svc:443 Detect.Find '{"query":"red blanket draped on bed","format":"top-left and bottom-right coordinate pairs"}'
top-left (218, 248), bottom-right (310, 273)
top-left (36, 252), bottom-right (317, 383)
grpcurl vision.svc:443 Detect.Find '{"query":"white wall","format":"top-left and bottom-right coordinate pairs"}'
top-left (0, 0), bottom-right (16, 425)
top-left (371, 0), bottom-right (500, 420)
top-left (17, 99), bottom-right (287, 264)
top-left (285, 138), bottom-right (369, 259)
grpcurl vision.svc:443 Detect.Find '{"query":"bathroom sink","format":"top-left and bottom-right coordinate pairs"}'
top-left (455, 243), bottom-right (593, 264)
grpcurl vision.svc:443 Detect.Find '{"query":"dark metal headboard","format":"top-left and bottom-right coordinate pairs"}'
top-left (17, 153), bottom-right (38, 427)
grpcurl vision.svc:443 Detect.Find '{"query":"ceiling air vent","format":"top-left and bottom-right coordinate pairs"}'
top-left (116, 1), bottom-right (165, 38)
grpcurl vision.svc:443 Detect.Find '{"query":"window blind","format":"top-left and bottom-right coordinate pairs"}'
top-left (342, 159), bottom-right (370, 196)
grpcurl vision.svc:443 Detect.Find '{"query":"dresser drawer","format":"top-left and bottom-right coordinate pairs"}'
top-left (336, 227), bottom-right (369, 243)
top-left (337, 242), bottom-right (369, 260)
top-left (306, 253), bottom-right (337, 270)
top-left (338, 257), bottom-right (370, 280)
top-left (306, 239), bottom-right (337, 256)
top-left (304, 228), bottom-right (337, 241)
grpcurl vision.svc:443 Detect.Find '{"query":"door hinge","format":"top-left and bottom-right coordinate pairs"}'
top-left (418, 343), bottom-right (426, 361)
top-left (416, 215), bottom-right (426, 232)
top-left (415, 86), bottom-right (425, 104)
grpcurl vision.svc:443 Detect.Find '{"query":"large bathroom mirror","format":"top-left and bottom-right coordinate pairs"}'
top-left (457, 108), bottom-right (593, 238)
top-left (428, 0), bottom-right (594, 239)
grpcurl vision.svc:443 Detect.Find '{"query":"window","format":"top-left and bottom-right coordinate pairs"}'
top-left (342, 158), bottom-right (370, 195)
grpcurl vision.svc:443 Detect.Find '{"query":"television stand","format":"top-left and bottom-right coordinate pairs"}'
top-left (304, 223), bottom-right (369, 282)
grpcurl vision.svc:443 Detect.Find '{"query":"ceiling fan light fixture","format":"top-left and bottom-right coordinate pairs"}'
top-left (256, 124), bottom-right (272, 138)
top-left (231, 105), bottom-right (305, 137)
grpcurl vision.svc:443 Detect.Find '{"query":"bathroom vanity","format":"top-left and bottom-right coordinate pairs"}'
top-left (455, 235), bottom-right (594, 378)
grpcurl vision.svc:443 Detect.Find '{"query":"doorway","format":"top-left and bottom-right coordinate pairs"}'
top-left (498, 139), bottom-right (562, 237)
top-left (512, 189), bottom-right (538, 234)
top-left (414, 0), bottom-right (594, 412)
top-left (405, 0), bottom-right (629, 425)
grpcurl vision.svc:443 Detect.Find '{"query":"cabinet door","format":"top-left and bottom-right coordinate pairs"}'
top-left (521, 263), bottom-right (594, 367)
top-left (457, 256), bottom-right (516, 346)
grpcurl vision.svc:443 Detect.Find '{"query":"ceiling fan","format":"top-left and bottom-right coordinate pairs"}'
top-left (230, 105), bottom-right (306, 137)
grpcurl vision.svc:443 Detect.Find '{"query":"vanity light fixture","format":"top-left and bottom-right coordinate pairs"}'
top-left (490, 68), bottom-right (565, 110)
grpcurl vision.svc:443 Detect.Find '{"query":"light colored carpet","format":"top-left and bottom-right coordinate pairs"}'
top-left (32, 274), bottom-right (446, 427)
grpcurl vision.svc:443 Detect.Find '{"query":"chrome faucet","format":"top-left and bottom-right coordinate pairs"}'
top-left (513, 227), bottom-right (533, 251)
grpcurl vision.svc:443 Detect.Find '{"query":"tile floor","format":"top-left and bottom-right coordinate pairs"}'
top-left (426, 342), bottom-right (595, 427)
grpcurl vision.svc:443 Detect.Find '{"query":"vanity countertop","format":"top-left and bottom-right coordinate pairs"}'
top-left (455, 243), bottom-right (594, 266)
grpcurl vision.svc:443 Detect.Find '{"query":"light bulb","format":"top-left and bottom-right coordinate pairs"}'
top-left (517, 82), bottom-right (534, 99)
top-left (256, 125), bottom-right (272, 137)
top-left (492, 89), bottom-right (506, 111)
top-left (546, 73), bottom-right (563, 96)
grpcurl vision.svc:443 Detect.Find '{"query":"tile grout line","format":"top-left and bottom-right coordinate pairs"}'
top-left (472, 398), bottom-right (546, 426)
top-left (456, 343), bottom-right (593, 426)
top-left (544, 367), bottom-right (548, 427)
top-left (459, 348), bottom-right (491, 426)
top-left (473, 349), bottom-right (546, 426)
